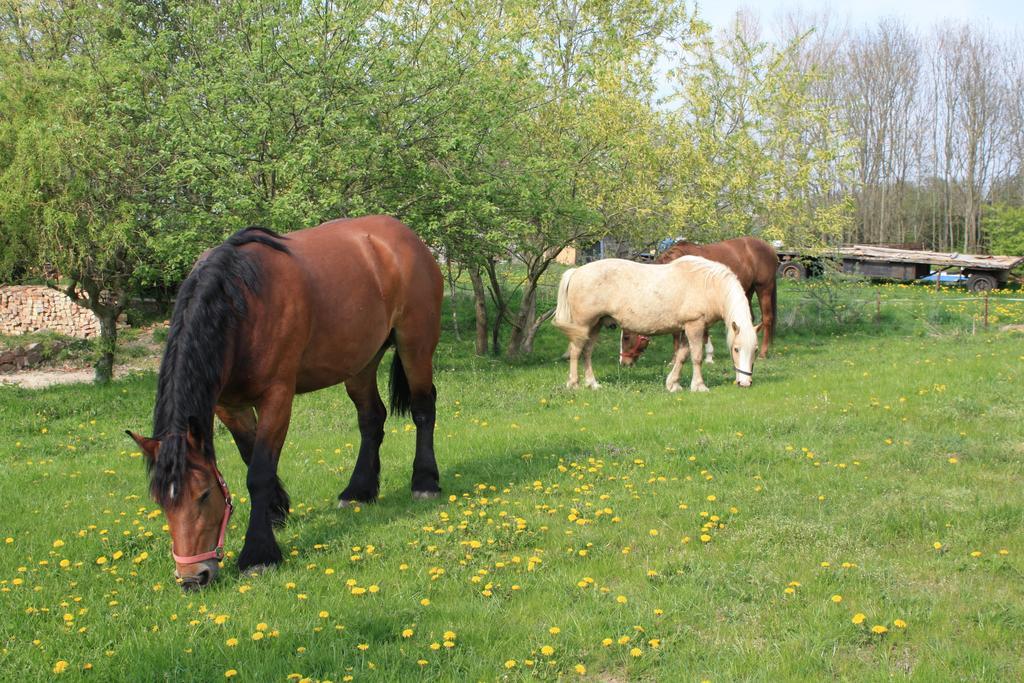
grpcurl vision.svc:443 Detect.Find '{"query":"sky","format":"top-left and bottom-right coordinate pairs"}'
top-left (694, 0), bottom-right (1024, 33)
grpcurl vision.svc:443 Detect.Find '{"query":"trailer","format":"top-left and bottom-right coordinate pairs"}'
top-left (775, 244), bottom-right (1024, 292)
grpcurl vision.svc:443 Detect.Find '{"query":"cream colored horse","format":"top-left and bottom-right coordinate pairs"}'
top-left (553, 256), bottom-right (760, 392)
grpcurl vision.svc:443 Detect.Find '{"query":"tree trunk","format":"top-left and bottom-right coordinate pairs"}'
top-left (506, 282), bottom-right (537, 358)
top-left (522, 307), bottom-right (555, 355)
top-left (94, 308), bottom-right (120, 384)
top-left (485, 259), bottom-right (507, 355)
top-left (469, 266), bottom-right (488, 356)
top-left (445, 260), bottom-right (460, 341)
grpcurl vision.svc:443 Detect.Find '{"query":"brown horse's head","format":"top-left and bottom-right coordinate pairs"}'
top-left (619, 329), bottom-right (651, 366)
top-left (126, 426), bottom-right (230, 590)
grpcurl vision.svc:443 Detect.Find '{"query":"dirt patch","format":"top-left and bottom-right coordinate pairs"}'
top-left (0, 358), bottom-right (160, 389)
top-left (0, 323), bottom-right (166, 389)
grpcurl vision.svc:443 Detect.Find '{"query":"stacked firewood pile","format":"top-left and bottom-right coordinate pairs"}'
top-left (0, 285), bottom-right (103, 338)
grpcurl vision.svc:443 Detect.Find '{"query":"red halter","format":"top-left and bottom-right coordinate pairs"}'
top-left (619, 334), bottom-right (651, 362)
top-left (171, 461), bottom-right (234, 565)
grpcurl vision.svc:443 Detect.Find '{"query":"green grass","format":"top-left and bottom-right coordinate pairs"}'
top-left (1, 281), bottom-right (1023, 681)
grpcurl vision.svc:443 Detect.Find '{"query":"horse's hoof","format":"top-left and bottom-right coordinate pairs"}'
top-left (666, 383), bottom-right (682, 393)
top-left (412, 490), bottom-right (440, 501)
top-left (337, 498), bottom-right (352, 509)
top-left (691, 384), bottom-right (709, 393)
top-left (586, 381), bottom-right (602, 390)
top-left (243, 564), bottom-right (274, 577)
top-left (706, 358), bottom-right (715, 364)
top-left (566, 381), bottom-right (579, 390)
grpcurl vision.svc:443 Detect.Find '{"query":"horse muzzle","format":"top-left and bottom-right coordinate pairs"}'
top-left (176, 559), bottom-right (220, 591)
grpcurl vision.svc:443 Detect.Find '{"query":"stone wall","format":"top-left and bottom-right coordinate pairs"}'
top-left (0, 285), bottom-right (103, 338)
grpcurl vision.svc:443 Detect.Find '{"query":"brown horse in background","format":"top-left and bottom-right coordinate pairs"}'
top-left (620, 237), bottom-right (778, 364)
top-left (127, 215), bottom-right (443, 590)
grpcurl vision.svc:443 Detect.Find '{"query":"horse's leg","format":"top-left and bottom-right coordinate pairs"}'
top-left (394, 343), bottom-right (441, 499)
top-left (237, 384), bottom-right (294, 573)
top-left (703, 328), bottom-right (714, 364)
top-left (338, 355), bottom-right (387, 506)
top-left (216, 405), bottom-right (290, 527)
top-left (685, 322), bottom-right (709, 392)
top-left (583, 324), bottom-right (602, 389)
top-left (757, 283), bottom-right (775, 358)
top-left (566, 338), bottom-right (583, 389)
top-left (665, 333), bottom-right (691, 393)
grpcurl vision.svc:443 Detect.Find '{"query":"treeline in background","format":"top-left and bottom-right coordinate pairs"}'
top-left (0, 1), bottom-right (1022, 374)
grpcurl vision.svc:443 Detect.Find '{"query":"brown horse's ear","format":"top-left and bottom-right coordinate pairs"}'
top-left (732, 321), bottom-right (740, 334)
top-left (126, 430), bottom-right (159, 460)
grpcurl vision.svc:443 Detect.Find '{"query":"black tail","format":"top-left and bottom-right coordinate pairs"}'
top-left (389, 350), bottom-right (412, 417)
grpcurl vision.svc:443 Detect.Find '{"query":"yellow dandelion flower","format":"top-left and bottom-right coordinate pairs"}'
top-left (401, 628), bottom-right (414, 638)
top-left (251, 632), bottom-right (264, 641)
top-left (95, 556), bottom-right (107, 565)
top-left (630, 647), bottom-right (642, 657)
top-left (700, 534), bottom-right (711, 543)
top-left (224, 669), bottom-right (237, 678)
top-left (970, 550), bottom-right (981, 558)
top-left (575, 664), bottom-right (587, 674)
top-left (504, 660), bottom-right (517, 669)
top-left (319, 611), bottom-right (329, 618)
top-left (53, 661), bottom-right (70, 674)
top-left (893, 619), bottom-right (907, 629)
top-left (256, 622), bottom-right (268, 632)
top-left (852, 613), bottom-right (866, 625)
top-left (226, 638), bottom-right (238, 647)
top-left (831, 595), bottom-right (843, 604)
top-left (420, 598), bottom-right (430, 606)
top-left (871, 625), bottom-right (888, 635)
top-left (617, 635), bottom-right (630, 645)
top-left (417, 659), bottom-right (428, 667)
top-left (616, 595), bottom-right (627, 604)
top-left (356, 643), bottom-right (369, 651)
top-left (549, 626), bottom-right (561, 635)
top-left (601, 638), bottom-right (613, 647)
top-left (540, 645), bottom-right (554, 656)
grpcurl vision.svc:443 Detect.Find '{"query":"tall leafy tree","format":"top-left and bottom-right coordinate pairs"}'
top-left (0, 0), bottom-right (183, 382)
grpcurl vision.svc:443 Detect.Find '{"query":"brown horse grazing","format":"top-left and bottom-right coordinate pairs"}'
top-left (620, 236), bottom-right (778, 365)
top-left (127, 216), bottom-right (443, 590)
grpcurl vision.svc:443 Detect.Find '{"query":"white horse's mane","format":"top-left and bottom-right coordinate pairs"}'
top-left (675, 256), bottom-right (748, 324)
top-left (675, 255), bottom-right (734, 284)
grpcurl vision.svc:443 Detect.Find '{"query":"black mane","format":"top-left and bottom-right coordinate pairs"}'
top-left (148, 226), bottom-right (289, 505)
